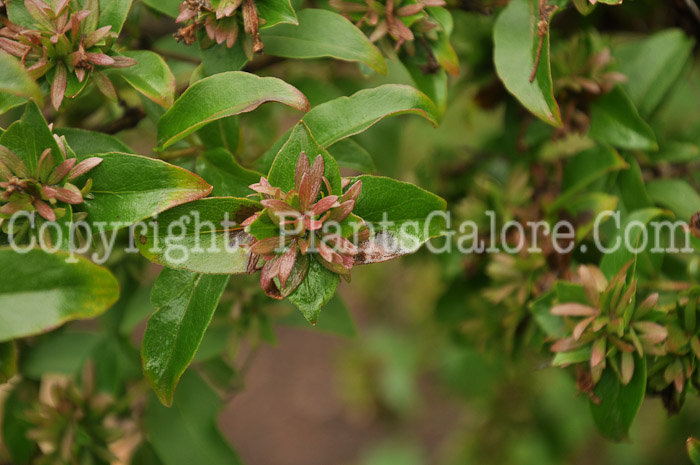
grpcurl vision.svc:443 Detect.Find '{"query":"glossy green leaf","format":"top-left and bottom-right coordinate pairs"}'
top-left (146, 371), bottom-right (243, 465)
top-left (257, 85), bottom-right (439, 171)
top-left (196, 148), bottom-right (261, 197)
top-left (143, 269), bottom-right (230, 406)
top-left (288, 256), bottom-right (340, 324)
top-left (54, 127), bottom-right (134, 156)
top-left (268, 122), bottom-right (342, 195)
top-left (590, 354), bottom-right (646, 441)
top-left (615, 29), bottom-right (694, 117)
top-left (589, 87), bottom-right (658, 151)
top-left (494, 0), bottom-right (562, 126)
top-left (646, 179), bottom-right (700, 221)
top-left (110, 50), bottom-right (176, 107)
top-left (0, 101), bottom-right (62, 173)
top-left (0, 52), bottom-right (42, 103)
top-left (257, 0), bottom-right (298, 29)
top-left (76, 152), bottom-right (212, 229)
top-left (599, 208), bottom-right (669, 280)
top-left (158, 72), bottom-right (309, 149)
top-left (0, 341), bottom-right (17, 383)
top-left (0, 248), bottom-right (119, 341)
top-left (327, 138), bottom-right (376, 173)
top-left (260, 9), bottom-right (387, 74)
top-left (98, 0), bottom-right (133, 34)
top-left (136, 197), bottom-right (260, 274)
top-left (351, 175), bottom-right (447, 263)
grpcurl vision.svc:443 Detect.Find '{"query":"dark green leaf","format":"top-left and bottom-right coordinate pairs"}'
top-left (327, 138), bottom-right (376, 173)
top-left (136, 197), bottom-right (260, 273)
top-left (0, 101), bottom-right (62, 173)
top-left (0, 52), bottom-right (42, 103)
top-left (493, 0), bottom-right (562, 126)
top-left (589, 87), bottom-right (658, 151)
top-left (98, 0), bottom-right (133, 34)
top-left (2, 386), bottom-right (38, 464)
top-left (617, 157), bottom-right (653, 212)
top-left (260, 9), bottom-right (387, 74)
top-left (77, 152), bottom-right (212, 229)
top-left (196, 148), bottom-right (262, 197)
top-left (158, 72), bottom-right (309, 149)
top-left (146, 371), bottom-right (243, 465)
top-left (590, 354), bottom-right (646, 441)
top-left (288, 256), bottom-right (340, 324)
top-left (140, 0), bottom-right (180, 17)
top-left (143, 269), bottom-right (230, 406)
top-left (199, 40), bottom-right (248, 76)
top-left (688, 437), bottom-right (700, 465)
top-left (0, 248), bottom-right (119, 341)
top-left (615, 29), bottom-right (694, 117)
top-left (279, 294), bottom-right (356, 337)
top-left (0, 341), bottom-right (17, 383)
top-left (646, 179), bottom-right (700, 222)
top-left (268, 122), bottom-right (342, 195)
top-left (54, 127), bottom-right (134, 156)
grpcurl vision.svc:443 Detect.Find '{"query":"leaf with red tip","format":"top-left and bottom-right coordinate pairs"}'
top-left (68, 157), bottom-right (102, 180)
top-left (51, 62), bottom-right (67, 110)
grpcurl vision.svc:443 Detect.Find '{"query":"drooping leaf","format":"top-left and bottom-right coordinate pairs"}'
top-left (53, 127), bottom-right (134, 156)
top-left (260, 9), bottom-right (387, 74)
top-left (0, 248), bottom-right (119, 341)
top-left (267, 122), bottom-right (342, 195)
top-left (0, 52), bottom-right (42, 103)
top-left (146, 371), bottom-right (243, 465)
top-left (142, 269), bottom-right (230, 406)
top-left (109, 50), bottom-right (176, 107)
top-left (288, 256), bottom-right (340, 324)
top-left (589, 87), bottom-right (658, 151)
top-left (136, 197), bottom-right (260, 274)
top-left (196, 148), bottom-right (262, 197)
top-left (158, 72), bottom-right (309, 149)
top-left (646, 179), bottom-right (700, 222)
top-left (493, 0), bottom-right (562, 126)
top-left (615, 29), bottom-right (694, 117)
top-left (257, 85), bottom-right (439, 172)
top-left (590, 354), bottom-right (646, 441)
top-left (75, 152), bottom-right (212, 229)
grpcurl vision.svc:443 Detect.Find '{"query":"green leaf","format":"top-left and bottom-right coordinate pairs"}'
top-left (288, 256), bottom-right (340, 324)
top-left (136, 197), bottom-right (260, 274)
top-left (110, 50), bottom-right (176, 107)
top-left (257, 0), bottom-right (298, 29)
top-left (98, 0), bottom-right (133, 34)
top-left (2, 387), bottom-right (38, 464)
top-left (617, 157), bottom-right (653, 212)
top-left (158, 72), bottom-right (309, 149)
top-left (615, 29), bottom-right (694, 117)
top-left (197, 116), bottom-right (241, 154)
top-left (76, 152), bottom-right (212, 229)
top-left (327, 138), bottom-right (376, 173)
top-left (196, 148), bottom-right (262, 197)
top-left (257, 84), bottom-right (439, 171)
top-left (54, 127), bottom-right (134, 156)
top-left (530, 290), bottom-right (564, 338)
top-left (493, 0), bottom-right (562, 126)
top-left (552, 347), bottom-right (591, 367)
top-left (0, 52), bottom-right (42, 103)
top-left (590, 354), bottom-right (646, 441)
top-left (403, 55), bottom-right (448, 118)
top-left (0, 101), bottom-right (62, 173)
top-left (199, 39), bottom-right (249, 76)
top-left (140, 0), bottom-right (180, 17)
top-left (20, 330), bottom-right (102, 379)
top-left (0, 248), bottom-right (119, 341)
top-left (550, 145), bottom-right (627, 211)
top-left (268, 122), bottom-right (342, 195)
top-left (0, 341), bottom-right (17, 383)
top-left (0, 93), bottom-right (27, 116)
top-left (143, 269), bottom-right (230, 406)
top-left (646, 179), bottom-right (700, 222)
top-left (589, 87), bottom-right (658, 151)
top-left (260, 9), bottom-right (387, 75)
top-left (599, 208), bottom-right (669, 280)
top-left (146, 371), bottom-right (243, 465)
top-left (279, 294), bottom-right (356, 337)
top-left (688, 437), bottom-right (700, 465)
top-left (351, 175), bottom-right (447, 263)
